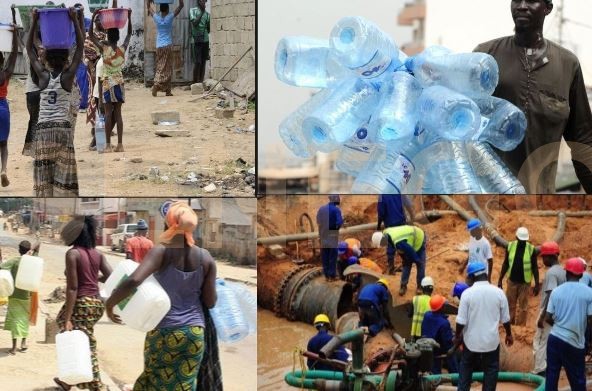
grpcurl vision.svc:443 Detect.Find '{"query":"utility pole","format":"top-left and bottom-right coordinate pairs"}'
top-left (117, 198), bottom-right (121, 227)
top-left (557, 0), bottom-right (564, 46)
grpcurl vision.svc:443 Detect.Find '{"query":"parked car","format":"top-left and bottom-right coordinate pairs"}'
top-left (110, 224), bottom-right (138, 253)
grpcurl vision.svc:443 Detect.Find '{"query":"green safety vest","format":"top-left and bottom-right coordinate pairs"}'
top-left (383, 225), bottom-right (424, 252)
top-left (411, 294), bottom-right (431, 337)
top-left (507, 240), bottom-right (535, 284)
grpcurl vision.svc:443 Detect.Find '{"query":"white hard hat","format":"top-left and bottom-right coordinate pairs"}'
top-left (421, 276), bottom-right (434, 287)
top-left (516, 227), bottom-right (529, 241)
top-left (371, 232), bottom-right (384, 248)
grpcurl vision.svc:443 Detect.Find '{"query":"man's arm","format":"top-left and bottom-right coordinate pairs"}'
top-left (402, 195), bottom-right (415, 222)
top-left (503, 321), bottom-right (513, 346)
top-left (531, 249), bottom-right (540, 295)
top-left (376, 199), bottom-right (384, 231)
top-left (396, 240), bottom-right (419, 263)
top-left (174, 0), bottom-right (185, 17)
top-left (498, 251), bottom-right (510, 288)
top-left (545, 311), bottom-right (555, 327)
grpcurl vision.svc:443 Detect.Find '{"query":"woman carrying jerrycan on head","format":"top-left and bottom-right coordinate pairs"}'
top-left (27, 6), bottom-right (85, 197)
top-left (89, 0), bottom-right (132, 153)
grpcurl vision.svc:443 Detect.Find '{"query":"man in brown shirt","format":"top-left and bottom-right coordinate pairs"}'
top-left (474, 0), bottom-right (592, 193)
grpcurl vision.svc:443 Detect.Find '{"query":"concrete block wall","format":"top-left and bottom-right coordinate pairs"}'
top-left (210, 0), bottom-right (255, 84)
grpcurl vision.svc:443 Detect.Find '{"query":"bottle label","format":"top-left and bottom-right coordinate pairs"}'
top-left (386, 154), bottom-right (414, 192)
top-left (353, 50), bottom-right (392, 79)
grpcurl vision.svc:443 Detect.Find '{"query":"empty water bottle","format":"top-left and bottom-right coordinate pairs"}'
top-left (329, 16), bottom-right (400, 80)
top-left (225, 281), bottom-right (257, 334)
top-left (335, 124), bottom-right (378, 177)
top-left (466, 142), bottom-right (526, 194)
top-left (406, 47), bottom-right (499, 97)
top-left (279, 89), bottom-right (332, 158)
top-left (416, 85), bottom-right (481, 140)
top-left (210, 279), bottom-right (249, 343)
top-left (95, 114), bottom-right (106, 153)
top-left (370, 71), bottom-right (423, 142)
top-left (472, 96), bottom-right (526, 151)
top-left (275, 36), bottom-right (350, 88)
top-left (302, 78), bottom-right (378, 151)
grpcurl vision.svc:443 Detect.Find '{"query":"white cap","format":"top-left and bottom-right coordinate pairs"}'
top-left (516, 227), bottom-right (529, 241)
top-left (371, 232), bottom-right (384, 248)
top-left (421, 276), bottom-right (434, 287)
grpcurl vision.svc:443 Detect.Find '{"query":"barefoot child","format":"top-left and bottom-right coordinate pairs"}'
top-left (27, 7), bottom-right (85, 197)
top-left (0, 24), bottom-right (18, 187)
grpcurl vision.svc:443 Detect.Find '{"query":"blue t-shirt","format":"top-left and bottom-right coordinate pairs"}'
top-left (306, 330), bottom-right (348, 370)
top-left (548, 281), bottom-right (592, 349)
top-left (316, 203), bottom-right (343, 248)
top-left (421, 311), bottom-right (454, 355)
top-left (377, 195), bottom-right (406, 227)
top-left (153, 13), bottom-right (175, 48)
top-left (358, 283), bottom-right (390, 308)
top-left (580, 273), bottom-right (592, 288)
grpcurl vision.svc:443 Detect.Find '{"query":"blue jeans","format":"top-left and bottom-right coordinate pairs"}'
top-left (400, 239), bottom-right (427, 288)
top-left (546, 333), bottom-right (586, 391)
top-left (321, 247), bottom-right (338, 278)
top-left (457, 345), bottom-right (499, 391)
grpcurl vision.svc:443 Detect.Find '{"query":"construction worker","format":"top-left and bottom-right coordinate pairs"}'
top-left (125, 219), bottom-right (154, 263)
top-left (357, 278), bottom-right (391, 337)
top-left (337, 240), bottom-right (361, 279)
top-left (456, 262), bottom-right (513, 391)
top-left (498, 227), bottom-right (540, 326)
top-left (372, 225), bottom-right (426, 296)
top-left (377, 195), bottom-right (415, 275)
top-left (545, 258), bottom-right (592, 391)
top-left (421, 294), bottom-right (458, 374)
top-left (306, 314), bottom-right (349, 371)
top-left (344, 238), bottom-right (362, 256)
top-left (459, 219), bottom-right (493, 283)
top-left (580, 258), bottom-right (592, 288)
top-left (343, 256), bottom-right (362, 292)
top-left (316, 195), bottom-right (343, 282)
top-left (408, 276), bottom-right (434, 341)
top-left (453, 282), bottom-right (469, 298)
top-left (578, 258), bottom-right (592, 357)
top-left (533, 241), bottom-right (565, 377)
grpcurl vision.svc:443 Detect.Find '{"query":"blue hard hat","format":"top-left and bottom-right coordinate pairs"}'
top-left (467, 219), bottom-right (481, 231)
top-left (467, 262), bottom-right (486, 276)
top-left (347, 256), bottom-right (359, 266)
top-left (452, 282), bottom-right (469, 298)
top-left (338, 242), bottom-right (348, 254)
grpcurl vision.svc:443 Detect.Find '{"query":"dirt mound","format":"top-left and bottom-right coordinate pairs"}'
top-left (44, 286), bottom-right (66, 303)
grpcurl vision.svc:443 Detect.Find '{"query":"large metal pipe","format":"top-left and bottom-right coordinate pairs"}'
top-left (529, 210), bottom-right (592, 217)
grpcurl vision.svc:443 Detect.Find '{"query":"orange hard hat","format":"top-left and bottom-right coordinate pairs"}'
top-left (429, 294), bottom-right (446, 312)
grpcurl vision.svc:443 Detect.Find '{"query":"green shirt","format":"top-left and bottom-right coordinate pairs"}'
top-left (189, 8), bottom-right (210, 43)
top-left (0, 256), bottom-right (30, 300)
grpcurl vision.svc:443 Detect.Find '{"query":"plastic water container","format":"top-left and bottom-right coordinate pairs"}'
top-left (38, 9), bottom-right (75, 50)
top-left (224, 281), bottom-right (257, 334)
top-left (102, 259), bottom-right (171, 332)
top-left (330, 16), bottom-right (400, 80)
top-left (98, 8), bottom-right (129, 30)
top-left (335, 124), bottom-right (378, 177)
top-left (15, 255), bottom-right (44, 292)
top-left (406, 46), bottom-right (499, 97)
top-left (416, 85), bottom-right (481, 140)
top-left (210, 279), bottom-right (249, 343)
top-left (279, 89), bottom-right (332, 158)
top-left (302, 78), bottom-right (378, 151)
top-left (466, 142), bottom-right (526, 194)
top-left (0, 270), bottom-right (14, 297)
top-left (95, 114), bottom-right (106, 153)
top-left (56, 330), bottom-right (93, 384)
top-left (371, 71), bottom-right (423, 142)
top-left (472, 96), bottom-right (527, 151)
top-left (275, 36), bottom-right (350, 88)
top-left (0, 24), bottom-right (14, 53)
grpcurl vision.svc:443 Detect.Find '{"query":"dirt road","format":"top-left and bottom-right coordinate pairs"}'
top-left (1, 79), bottom-right (255, 197)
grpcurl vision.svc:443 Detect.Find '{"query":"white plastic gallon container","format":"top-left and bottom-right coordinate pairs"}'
top-left (0, 270), bottom-right (15, 297)
top-left (15, 255), bottom-right (44, 292)
top-left (56, 330), bottom-right (93, 385)
top-left (103, 259), bottom-right (171, 332)
top-left (0, 24), bottom-right (13, 53)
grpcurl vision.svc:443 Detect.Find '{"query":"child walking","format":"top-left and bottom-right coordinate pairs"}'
top-left (27, 7), bottom-right (85, 197)
top-left (0, 24), bottom-right (18, 187)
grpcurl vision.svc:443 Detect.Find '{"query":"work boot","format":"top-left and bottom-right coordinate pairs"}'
top-left (399, 285), bottom-right (407, 296)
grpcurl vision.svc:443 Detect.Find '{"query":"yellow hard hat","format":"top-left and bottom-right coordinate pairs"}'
top-left (378, 278), bottom-right (388, 286)
top-left (314, 314), bottom-right (330, 326)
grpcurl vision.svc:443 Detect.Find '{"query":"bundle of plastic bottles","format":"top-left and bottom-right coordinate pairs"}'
top-left (210, 278), bottom-right (257, 343)
top-left (275, 16), bottom-right (527, 194)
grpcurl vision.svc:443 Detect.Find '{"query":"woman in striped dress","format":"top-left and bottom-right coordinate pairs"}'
top-left (27, 7), bottom-right (85, 197)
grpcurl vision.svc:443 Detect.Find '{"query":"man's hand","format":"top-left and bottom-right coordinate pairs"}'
top-left (533, 284), bottom-right (540, 296)
top-left (498, 280), bottom-right (503, 290)
top-left (537, 317), bottom-right (544, 329)
top-left (505, 334), bottom-right (513, 347)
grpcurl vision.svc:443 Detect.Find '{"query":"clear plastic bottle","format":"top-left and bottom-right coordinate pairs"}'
top-left (329, 16), bottom-right (400, 80)
top-left (95, 114), bottom-right (106, 153)
top-left (274, 36), bottom-right (350, 88)
top-left (416, 85), bottom-right (481, 140)
top-left (370, 71), bottom-right (423, 142)
top-left (465, 142), bottom-right (526, 194)
top-left (335, 124), bottom-right (378, 177)
top-left (225, 281), bottom-right (257, 334)
top-left (406, 46), bottom-right (499, 97)
top-left (210, 279), bottom-right (249, 343)
top-left (472, 96), bottom-right (527, 151)
top-left (302, 78), bottom-right (378, 152)
top-left (279, 89), bottom-right (332, 158)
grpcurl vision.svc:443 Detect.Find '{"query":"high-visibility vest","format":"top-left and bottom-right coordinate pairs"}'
top-left (411, 294), bottom-right (431, 337)
top-left (384, 225), bottom-right (424, 252)
top-left (507, 240), bottom-right (535, 283)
